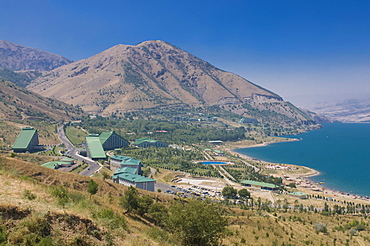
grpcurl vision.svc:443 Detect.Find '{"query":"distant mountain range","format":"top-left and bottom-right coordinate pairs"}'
top-left (306, 97), bottom-right (370, 123)
top-left (0, 40), bottom-right (72, 71)
top-left (25, 40), bottom-right (314, 126)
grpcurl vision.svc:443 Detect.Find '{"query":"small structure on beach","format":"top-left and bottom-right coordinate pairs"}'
top-left (240, 179), bottom-right (279, 191)
top-left (288, 191), bottom-right (307, 199)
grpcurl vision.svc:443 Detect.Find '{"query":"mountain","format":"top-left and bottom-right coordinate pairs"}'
top-left (0, 40), bottom-right (73, 71)
top-left (0, 66), bottom-right (41, 87)
top-left (0, 79), bottom-right (85, 121)
top-left (306, 97), bottom-right (370, 123)
top-left (27, 40), bottom-right (314, 125)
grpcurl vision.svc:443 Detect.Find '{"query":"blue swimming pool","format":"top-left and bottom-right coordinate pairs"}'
top-left (202, 161), bottom-right (227, 165)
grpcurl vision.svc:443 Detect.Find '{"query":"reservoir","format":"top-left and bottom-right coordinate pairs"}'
top-left (234, 123), bottom-right (370, 197)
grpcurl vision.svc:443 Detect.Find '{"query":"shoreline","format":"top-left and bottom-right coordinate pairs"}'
top-left (225, 141), bottom-right (370, 202)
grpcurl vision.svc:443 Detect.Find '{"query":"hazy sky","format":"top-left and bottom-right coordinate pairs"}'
top-left (2, 0), bottom-right (370, 107)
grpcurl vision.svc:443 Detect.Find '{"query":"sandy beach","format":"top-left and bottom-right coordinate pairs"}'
top-left (224, 140), bottom-right (370, 204)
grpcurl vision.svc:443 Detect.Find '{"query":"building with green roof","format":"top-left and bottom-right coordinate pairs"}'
top-left (240, 180), bottom-right (279, 190)
top-left (112, 168), bottom-right (155, 191)
top-left (41, 158), bottom-right (75, 169)
top-left (86, 135), bottom-right (106, 160)
top-left (288, 191), bottom-right (307, 199)
top-left (99, 130), bottom-right (129, 150)
top-left (133, 138), bottom-right (168, 148)
top-left (12, 127), bottom-right (40, 153)
top-left (110, 155), bottom-right (142, 174)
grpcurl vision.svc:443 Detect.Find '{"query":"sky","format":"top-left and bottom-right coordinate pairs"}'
top-left (2, 0), bottom-right (370, 107)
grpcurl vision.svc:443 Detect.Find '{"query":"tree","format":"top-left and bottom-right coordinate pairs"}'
top-left (137, 195), bottom-right (154, 216)
top-left (222, 186), bottom-right (237, 199)
top-left (120, 186), bottom-right (139, 214)
top-left (166, 199), bottom-right (228, 246)
top-left (148, 202), bottom-right (168, 226)
top-left (238, 188), bottom-right (250, 199)
top-left (313, 222), bottom-right (327, 234)
top-left (87, 179), bottom-right (99, 199)
top-left (101, 171), bottom-right (111, 181)
top-left (287, 182), bottom-right (296, 188)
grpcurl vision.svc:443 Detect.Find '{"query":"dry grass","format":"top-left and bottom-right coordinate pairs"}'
top-left (1, 155), bottom-right (370, 245)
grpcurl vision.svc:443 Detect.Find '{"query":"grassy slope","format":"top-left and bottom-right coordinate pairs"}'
top-left (0, 155), bottom-right (370, 245)
top-left (0, 120), bottom-right (61, 150)
top-left (0, 80), bottom-right (85, 121)
top-left (65, 125), bottom-right (88, 145)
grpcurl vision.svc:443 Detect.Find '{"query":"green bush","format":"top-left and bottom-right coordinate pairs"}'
top-left (23, 189), bottom-right (37, 200)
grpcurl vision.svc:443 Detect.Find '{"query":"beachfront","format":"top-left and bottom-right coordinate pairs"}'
top-left (223, 140), bottom-right (370, 206)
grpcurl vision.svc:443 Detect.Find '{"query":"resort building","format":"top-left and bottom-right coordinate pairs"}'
top-left (110, 155), bottom-right (142, 174)
top-left (12, 127), bottom-right (42, 153)
top-left (99, 130), bottom-right (129, 150)
top-left (288, 191), bottom-right (308, 199)
top-left (240, 180), bottom-right (279, 191)
top-left (239, 118), bottom-right (259, 124)
top-left (86, 134), bottom-right (107, 160)
top-left (41, 157), bottom-right (75, 170)
top-left (112, 168), bottom-right (155, 192)
top-left (133, 138), bottom-right (168, 148)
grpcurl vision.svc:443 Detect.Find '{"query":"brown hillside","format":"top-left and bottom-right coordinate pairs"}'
top-left (27, 40), bottom-right (313, 125)
top-left (0, 79), bottom-right (85, 121)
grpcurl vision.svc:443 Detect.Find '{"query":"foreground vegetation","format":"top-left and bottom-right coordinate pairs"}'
top-left (1, 155), bottom-right (370, 245)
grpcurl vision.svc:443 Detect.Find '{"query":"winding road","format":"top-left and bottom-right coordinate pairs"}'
top-left (57, 125), bottom-right (101, 176)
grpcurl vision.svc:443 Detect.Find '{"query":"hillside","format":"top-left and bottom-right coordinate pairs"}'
top-left (0, 40), bottom-right (73, 71)
top-left (0, 66), bottom-right (41, 88)
top-left (1, 155), bottom-right (370, 245)
top-left (28, 40), bottom-right (314, 126)
top-left (306, 97), bottom-right (370, 123)
top-left (0, 79), bottom-right (85, 121)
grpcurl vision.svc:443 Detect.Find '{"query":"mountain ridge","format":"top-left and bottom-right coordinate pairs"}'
top-left (0, 79), bottom-right (85, 121)
top-left (27, 40), bottom-right (314, 126)
top-left (0, 40), bottom-right (73, 71)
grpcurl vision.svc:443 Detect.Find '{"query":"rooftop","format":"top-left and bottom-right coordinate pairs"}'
top-left (240, 180), bottom-right (278, 189)
top-left (86, 136), bottom-right (106, 159)
top-left (113, 167), bottom-right (137, 176)
top-left (111, 155), bottom-right (141, 165)
top-left (99, 130), bottom-right (114, 145)
top-left (133, 137), bottom-right (158, 145)
top-left (289, 191), bottom-right (307, 196)
top-left (114, 172), bottom-right (155, 183)
top-left (12, 127), bottom-right (37, 149)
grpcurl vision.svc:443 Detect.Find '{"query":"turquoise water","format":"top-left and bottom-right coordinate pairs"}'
top-left (234, 123), bottom-right (370, 197)
top-left (203, 161), bottom-right (227, 165)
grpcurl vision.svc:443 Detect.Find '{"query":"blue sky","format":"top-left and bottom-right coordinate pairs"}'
top-left (2, 0), bottom-right (370, 106)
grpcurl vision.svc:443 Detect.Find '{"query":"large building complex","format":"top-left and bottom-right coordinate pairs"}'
top-left (12, 127), bottom-right (41, 153)
top-left (112, 168), bottom-right (155, 192)
top-left (99, 130), bottom-right (129, 150)
top-left (110, 155), bottom-right (142, 173)
top-left (86, 134), bottom-right (107, 160)
top-left (85, 131), bottom-right (129, 160)
top-left (111, 155), bottom-right (155, 191)
top-left (133, 138), bottom-right (168, 148)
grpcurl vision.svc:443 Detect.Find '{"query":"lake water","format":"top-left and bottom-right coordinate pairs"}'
top-left (234, 123), bottom-right (370, 197)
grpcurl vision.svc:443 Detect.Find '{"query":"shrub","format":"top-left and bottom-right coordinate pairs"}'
top-left (23, 189), bottom-right (37, 200)
top-left (313, 223), bottom-right (327, 233)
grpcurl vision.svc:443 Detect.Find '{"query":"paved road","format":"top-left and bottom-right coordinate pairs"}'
top-left (57, 125), bottom-right (101, 176)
